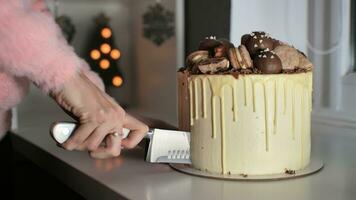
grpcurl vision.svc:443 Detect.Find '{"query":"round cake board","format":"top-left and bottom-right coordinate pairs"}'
top-left (170, 159), bottom-right (323, 181)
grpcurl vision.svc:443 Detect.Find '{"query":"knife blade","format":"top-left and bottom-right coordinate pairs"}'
top-left (50, 122), bottom-right (191, 164)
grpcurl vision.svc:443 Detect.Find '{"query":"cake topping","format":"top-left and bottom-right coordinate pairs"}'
top-left (214, 39), bottom-right (235, 58)
top-left (245, 31), bottom-right (274, 55)
top-left (254, 51), bottom-right (282, 74)
top-left (238, 45), bottom-right (253, 69)
top-left (185, 50), bottom-right (209, 69)
top-left (298, 53), bottom-right (313, 70)
top-left (206, 36), bottom-right (216, 40)
top-left (274, 45), bottom-right (301, 71)
top-left (180, 31), bottom-right (313, 75)
top-left (198, 57), bottom-right (230, 74)
top-left (228, 45), bottom-right (253, 70)
top-left (198, 37), bottom-right (222, 55)
top-left (241, 34), bottom-right (251, 46)
top-left (272, 38), bottom-right (285, 49)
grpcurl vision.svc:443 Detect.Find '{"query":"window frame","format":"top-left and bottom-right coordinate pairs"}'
top-left (351, 0), bottom-right (356, 71)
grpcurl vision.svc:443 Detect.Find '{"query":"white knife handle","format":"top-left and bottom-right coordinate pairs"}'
top-left (50, 122), bottom-right (130, 144)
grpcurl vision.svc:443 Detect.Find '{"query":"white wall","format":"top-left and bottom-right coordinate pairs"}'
top-left (230, 0), bottom-right (308, 53)
top-left (130, 0), bottom-right (180, 125)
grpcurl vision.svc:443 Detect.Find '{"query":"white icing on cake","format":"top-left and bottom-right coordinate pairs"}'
top-left (181, 72), bottom-right (312, 175)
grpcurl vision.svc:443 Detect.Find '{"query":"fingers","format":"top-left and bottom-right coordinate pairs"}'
top-left (90, 134), bottom-right (122, 159)
top-left (62, 123), bottom-right (96, 151)
top-left (121, 115), bottom-right (149, 149)
top-left (64, 114), bottom-right (148, 159)
top-left (79, 123), bottom-right (115, 151)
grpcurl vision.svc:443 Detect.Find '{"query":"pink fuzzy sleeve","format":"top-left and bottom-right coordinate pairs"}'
top-left (0, 73), bottom-right (30, 111)
top-left (0, 0), bottom-right (81, 93)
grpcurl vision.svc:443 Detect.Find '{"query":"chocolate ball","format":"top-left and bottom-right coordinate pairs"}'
top-left (246, 32), bottom-right (274, 55)
top-left (241, 34), bottom-right (251, 46)
top-left (254, 51), bottom-right (282, 74)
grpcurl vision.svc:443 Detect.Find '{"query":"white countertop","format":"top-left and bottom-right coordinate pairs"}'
top-left (12, 90), bottom-right (356, 200)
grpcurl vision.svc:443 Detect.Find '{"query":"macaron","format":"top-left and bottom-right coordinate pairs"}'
top-left (273, 45), bottom-right (300, 70)
top-left (238, 45), bottom-right (253, 68)
top-left (254, 50), bottom-right (282, 74)
top-left (246, 31), bottom-right (274, 55)
top-left (228, 45), bottom-right (253, 69)
top-left (198, 57), bottom-right (230, 74)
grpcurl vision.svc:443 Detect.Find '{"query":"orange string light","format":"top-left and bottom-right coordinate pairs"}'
top-left (90, 49), bottom-right (101, 60)
top-left (100, 43), bottom-right (111, 54)
top-left (110, 49), bottom-right (121, 60)
top-left (112, 76), bottom-right (123, 87)
top-left (101, 28), bottom-right (112, 38)
top-left (99, 59), bottom-right (110, 69)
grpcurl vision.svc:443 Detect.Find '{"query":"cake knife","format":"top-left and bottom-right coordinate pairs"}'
top-left (50, 122), bottom-right (191, 164)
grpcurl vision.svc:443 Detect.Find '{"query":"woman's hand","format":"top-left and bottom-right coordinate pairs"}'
top-left (51, 72), bottom-right (148, 159)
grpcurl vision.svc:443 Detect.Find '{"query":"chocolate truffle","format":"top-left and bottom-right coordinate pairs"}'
top-left (254, 51), bottom-right (282, 74)
top-left (241, 34), bottom-right (251, 46)
top-left (246, 31), bottom-right (274, 55)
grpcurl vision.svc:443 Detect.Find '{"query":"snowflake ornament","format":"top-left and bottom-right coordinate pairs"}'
top-left (142, 3), bottom-right (175, 46)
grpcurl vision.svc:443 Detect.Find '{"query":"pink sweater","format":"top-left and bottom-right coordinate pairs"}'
top-left (0, 0), bottom-right (104, 139)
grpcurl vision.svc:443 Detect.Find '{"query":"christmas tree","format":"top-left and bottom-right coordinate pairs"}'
top-left (85, 13), bottom-right (124, 88)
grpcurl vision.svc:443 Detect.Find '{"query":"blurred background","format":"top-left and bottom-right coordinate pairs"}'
top-left (21, 0), bottom-right (355, 131)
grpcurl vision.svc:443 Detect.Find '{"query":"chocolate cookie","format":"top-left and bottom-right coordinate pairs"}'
top-left (246, 32), bottom-right (274, 55)
top-left (214, 39), bottom-right (235, 58)
top-left (273, 45), bottom-right (300, 70)
top-left (198, 36), bottom-right (222, 55)
top-left (254, 51), bottom-right (282, 74)
top-left (198, 57), bottom-right (230, 74)
top-left (297, 53), bottom-right (313, 70)
top-left (186, 50), bottom-right (210, 68)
